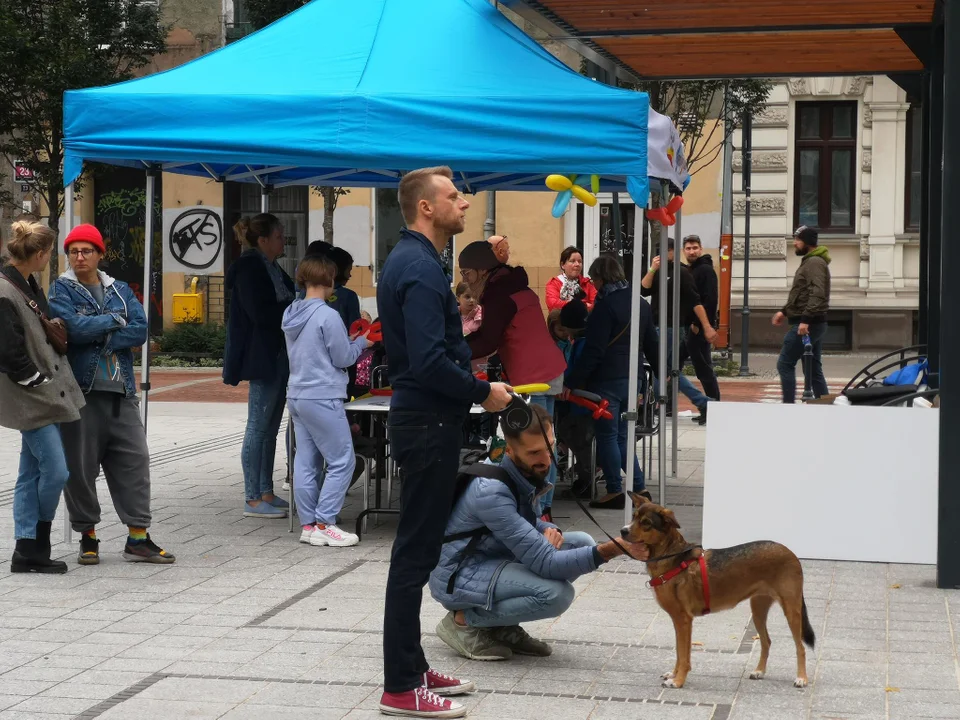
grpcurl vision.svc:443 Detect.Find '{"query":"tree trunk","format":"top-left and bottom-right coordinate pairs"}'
top-left (321, 186), bottom-right (335, 244)
top-left (46, 187), bottom-right (60, 286)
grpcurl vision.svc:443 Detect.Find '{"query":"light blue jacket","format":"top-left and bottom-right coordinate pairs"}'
top-left (48, 269), bottom-right (147, 398)
top-left (282, 297), bottom-right (366, 400)
top-left (429, 456), bottom-right (598, 611)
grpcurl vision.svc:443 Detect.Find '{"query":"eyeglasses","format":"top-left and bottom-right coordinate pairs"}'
top-left (68, 248), bottom-right (96, 257)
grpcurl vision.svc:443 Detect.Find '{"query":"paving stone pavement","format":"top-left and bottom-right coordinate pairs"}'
top-left (0, 402), bottom-right (957, 720)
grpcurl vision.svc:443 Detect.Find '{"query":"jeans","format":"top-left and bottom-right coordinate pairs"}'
top-left (383, 409), bottom-right (466, 693)
top-left (464, 531), bottom-right (595, 627)
top-left (660, 328), bottom-right (709, 410)
top-left (15, 425), bottom-right (69, 540)
top-left (528, 394), bottom-right (557, 512)
top-left (288, 397), bottom-right (355, 527)
top-left (241, 354), bottom-right (289, 501)
top-left (778, 323), bottom-right (829, 404)
top-left (682, 330), bottom-right (720, 401)
top-left (591, 377), bottom-right (643, 494)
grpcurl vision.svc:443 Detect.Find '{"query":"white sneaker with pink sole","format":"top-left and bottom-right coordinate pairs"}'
top-left (309, 524), bottom-right (359, 547)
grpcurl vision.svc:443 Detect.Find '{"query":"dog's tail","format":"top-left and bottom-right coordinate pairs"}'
top-left (801, 598), bottom-right (816, 648)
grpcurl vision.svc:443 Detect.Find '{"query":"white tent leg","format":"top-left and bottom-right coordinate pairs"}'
top-left (140, 172), bottom-right (156, 431)
top-left (261, 186), bottom-right (270, 213)
top-left (657, 183), bottom-right (669, 506)
top-left (671, 209), bottom-right (682, 477)
top-left (63, 183), bottom-right (75, 546)
top-left (623, 198), bottom-right (646, 528)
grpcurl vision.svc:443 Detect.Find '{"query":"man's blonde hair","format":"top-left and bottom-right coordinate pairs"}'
top-left (397, 166), bottom-right (454, 224)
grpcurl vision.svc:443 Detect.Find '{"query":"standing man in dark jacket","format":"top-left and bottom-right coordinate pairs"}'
top-left (773, 226), bottom-right (832, 403)
top-left (641, 238), bottom-right (716, 419)
top-left (376, 166), bottom-right (512, 719)
top-left (681, 235), bottom-right (721, 410)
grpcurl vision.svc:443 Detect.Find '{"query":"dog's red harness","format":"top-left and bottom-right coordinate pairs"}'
top-left (648, 554), bottom-right (712, 615)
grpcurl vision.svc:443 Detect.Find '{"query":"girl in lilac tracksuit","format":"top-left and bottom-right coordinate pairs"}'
top-left (282, 256), bottom-right (370, 547)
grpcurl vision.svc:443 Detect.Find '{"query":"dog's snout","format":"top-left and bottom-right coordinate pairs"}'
top-left (620, 526), bottom-right (630, 539)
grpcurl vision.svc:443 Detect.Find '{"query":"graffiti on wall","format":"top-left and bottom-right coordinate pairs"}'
top-left (94, 175), bottom-right (164, 332)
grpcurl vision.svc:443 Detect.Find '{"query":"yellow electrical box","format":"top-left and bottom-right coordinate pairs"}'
top-left (172, 277), bottom-right (205, 323)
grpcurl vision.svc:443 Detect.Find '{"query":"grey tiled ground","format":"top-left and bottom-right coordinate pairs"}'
top-left (0, 401), bottom-right (957, 720)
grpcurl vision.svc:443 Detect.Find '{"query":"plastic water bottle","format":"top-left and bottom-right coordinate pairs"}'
top-left (801, 335), bottom-right (815, 401)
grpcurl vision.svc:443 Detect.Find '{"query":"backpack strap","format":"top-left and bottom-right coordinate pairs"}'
top-left (442, 463), bottom-right (524, 594)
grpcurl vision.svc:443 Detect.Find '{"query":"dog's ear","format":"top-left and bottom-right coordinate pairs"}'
top-left (628, 492), bottom-right (647, 508)
top-left (659, 508), bottom-right (680, 530)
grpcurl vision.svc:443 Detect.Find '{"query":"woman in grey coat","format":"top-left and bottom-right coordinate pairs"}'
top-left (0, 220), bottom-right (85, 573)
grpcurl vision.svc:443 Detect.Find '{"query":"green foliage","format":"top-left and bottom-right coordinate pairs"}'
top-left (244, 0), bottom-right (306, 30)
top-left (0, 0), bottom-right (168, 282)
top-left (157, 320), bottom-right (227, 360)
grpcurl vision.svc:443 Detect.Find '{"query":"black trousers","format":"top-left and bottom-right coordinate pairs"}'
top-left (383, 409), bottom-right (466, 693)
top-left (683, 330), bottom-right (721, 401)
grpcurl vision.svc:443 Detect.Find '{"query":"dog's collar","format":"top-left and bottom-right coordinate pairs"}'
top-left (647, 554), bottom-right (712, 615)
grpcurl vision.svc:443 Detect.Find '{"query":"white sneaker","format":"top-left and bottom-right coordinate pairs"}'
top-left (299, 525), bottom-right (316, 544)
top-left (309, 524), bottom-right (360, 547)
top-left (282, 480), bottom-right (291, 491)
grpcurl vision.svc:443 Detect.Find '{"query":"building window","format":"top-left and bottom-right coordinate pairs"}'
top-left (374, 188), bottom-right (454, 283)
top-left (905, 104), bottom-right (922, 232)
top-left (794, 102), bottom-right (857, 232)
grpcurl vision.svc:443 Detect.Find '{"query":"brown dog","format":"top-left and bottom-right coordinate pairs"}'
top-left (621, 494), bottom-right (815, 689)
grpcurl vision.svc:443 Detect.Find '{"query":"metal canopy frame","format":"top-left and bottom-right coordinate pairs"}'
top-left (511, 0), bottom-right (960, 588)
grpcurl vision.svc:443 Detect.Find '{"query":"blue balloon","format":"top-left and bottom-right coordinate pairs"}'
top-left (551, 189), bottom-right (572, 218)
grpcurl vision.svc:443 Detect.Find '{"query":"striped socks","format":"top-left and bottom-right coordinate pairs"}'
top-left (127, 526), bottom-right (147, 544)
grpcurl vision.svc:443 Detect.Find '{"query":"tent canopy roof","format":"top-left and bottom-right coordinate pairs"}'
top-left (502, 0), bottom-right (936, 80)
top-left (63, 0), bottom-right (658, 203)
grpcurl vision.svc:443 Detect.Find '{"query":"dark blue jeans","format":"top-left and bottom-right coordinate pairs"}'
top-left (241, 353), bottom-right (289, 501)
top-left (591, 377), bottom-right (643, 494)
top-left (778, 323), bottom-right (829, 403)
top-left (384, 409), bottom-right (466, 693)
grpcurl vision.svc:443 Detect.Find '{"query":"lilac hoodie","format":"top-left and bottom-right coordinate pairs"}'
top-left (282, 298), bottom-right (366, 400)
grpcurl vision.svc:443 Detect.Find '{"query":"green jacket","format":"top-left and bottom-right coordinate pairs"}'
top-left (782, 246), bottom-right (831, 324)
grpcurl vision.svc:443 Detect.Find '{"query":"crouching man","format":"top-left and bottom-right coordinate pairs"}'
top-left (429, 404), bottom-right (647, 660)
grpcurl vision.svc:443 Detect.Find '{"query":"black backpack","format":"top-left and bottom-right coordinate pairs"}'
top-left (441, 462), bottom-right (525, 594)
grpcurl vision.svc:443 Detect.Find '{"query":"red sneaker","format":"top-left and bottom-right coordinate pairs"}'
top-left (379, 687), bottom-right (465, 718)
top-left (423, 669), bottom-right (476, 696)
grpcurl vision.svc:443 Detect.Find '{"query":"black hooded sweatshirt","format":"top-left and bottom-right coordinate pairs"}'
top-left (687, 254), bottom-right (718, 330)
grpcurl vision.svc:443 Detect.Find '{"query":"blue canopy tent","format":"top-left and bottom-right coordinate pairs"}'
top-left (62, 0), bottom-right (688, 526)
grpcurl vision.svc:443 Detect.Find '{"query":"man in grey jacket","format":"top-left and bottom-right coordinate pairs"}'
top-left (773, 226), bottom-right (832, 403)
top-left (430, 404), bottom-right (647, 661)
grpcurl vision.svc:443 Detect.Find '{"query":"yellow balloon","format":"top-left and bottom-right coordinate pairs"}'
top-left (545, 174), bottom-right (572, 192)
top-left (591, 175), bottom-right (601, 194)
top-left (571, 185), bottom-right (598, 207)
top-left (512, 383), bottom-right (552, 395)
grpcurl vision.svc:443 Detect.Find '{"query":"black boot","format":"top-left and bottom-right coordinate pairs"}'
top-left (11, 538), bottom-right (67, 574)
top-left (35, 521), bottom-right (53, 559)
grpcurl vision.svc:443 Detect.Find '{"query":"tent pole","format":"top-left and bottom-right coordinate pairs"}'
top-left (623, 192), bottom-right (647, 528)
top-left (936, 0), bottom-right (958, 588)
top-left (261, 185), bottom-right (270, 213)
top-left (484, 191), bottom-right (496, 239)
top-left (671, 208), bottom-right (682, 477)
top-left (657, 182), bottom-right (669, 506)
top-left (140, 170), bottom-right (157, 431)
top-left (62, 182), bottom-right (75, 546)
top-left (612, 192), bottom-right (621, 257)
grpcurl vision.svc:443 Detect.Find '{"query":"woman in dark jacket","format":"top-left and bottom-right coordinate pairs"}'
top-left (0, 220), bottom-right (85, 573)
top-left (566, 255), bottom-right (659, 510)
top-left (224, 213), bottom-right (295, 519)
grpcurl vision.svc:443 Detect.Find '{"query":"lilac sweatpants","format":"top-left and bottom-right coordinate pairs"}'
top-left (288, 397), bottom-right (355, 526)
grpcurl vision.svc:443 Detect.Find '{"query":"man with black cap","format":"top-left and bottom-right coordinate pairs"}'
top-left (773, 226), bottom-right (831, 403)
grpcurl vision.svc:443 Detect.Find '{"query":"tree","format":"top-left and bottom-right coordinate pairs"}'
top-left (624, 78), bottom-right (772, 176)
top-left (0, 0), bottom-right (167, 284)
top-left (246, 0), bottom-right (348, 243)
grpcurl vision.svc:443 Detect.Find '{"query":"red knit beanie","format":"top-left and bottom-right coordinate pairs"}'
top-left (64, 224), bottom-right (105, 253)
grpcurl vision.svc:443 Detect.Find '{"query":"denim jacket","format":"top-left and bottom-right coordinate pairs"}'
top-left (48, 268), bottom-right (148, 398)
